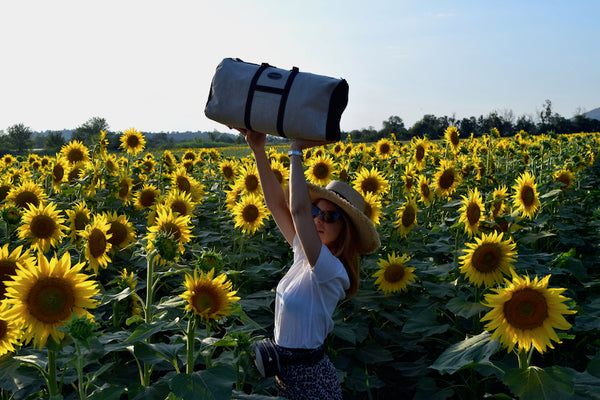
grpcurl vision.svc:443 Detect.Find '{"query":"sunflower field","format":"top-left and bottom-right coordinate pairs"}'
top-left (0, 127), bottom-right (600, 400)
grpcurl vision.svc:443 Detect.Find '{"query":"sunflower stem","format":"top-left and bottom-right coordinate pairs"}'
top-left (47, 348), bottom-right (59, 397)
top-left (144, 249), bottom-right (158, 324)
top-left (186, 315), bottom-right (197, 373)
top-left (75, 342), bottom-right (87, 400)
top-left (517, 348), bottom-right (530, 369)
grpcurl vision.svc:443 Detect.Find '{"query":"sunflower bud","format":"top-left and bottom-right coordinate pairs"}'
top-left (65, 314), bottom-right (97, 346)
top-left (152, 231), bottom-right (179, 262)
top-left (1, 206), bottom-right (21, 225)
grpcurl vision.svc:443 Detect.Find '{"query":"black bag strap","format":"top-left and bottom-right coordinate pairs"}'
top-left (244, 63), bottom-right (269, 131)
top-left (244, 64), bottom-right (300, 137)
top-left (276, 66), bottom-right (299, 137)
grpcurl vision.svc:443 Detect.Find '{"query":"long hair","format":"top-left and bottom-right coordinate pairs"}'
top-left (330, 212), bottom-right (361, 296)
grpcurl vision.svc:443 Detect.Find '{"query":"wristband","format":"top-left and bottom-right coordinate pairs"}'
top-left (288, 150), bottom-right (303, 158)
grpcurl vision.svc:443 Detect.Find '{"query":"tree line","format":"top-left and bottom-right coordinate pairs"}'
top-left (1, 100), bottom-right (599, 155)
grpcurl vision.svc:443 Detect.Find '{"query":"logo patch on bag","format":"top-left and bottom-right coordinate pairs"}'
top-left (267, 72), bottom-right (283, 80)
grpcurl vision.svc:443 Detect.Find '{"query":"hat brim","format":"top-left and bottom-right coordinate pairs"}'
top-left (307, 183), bottom-right (380, 255)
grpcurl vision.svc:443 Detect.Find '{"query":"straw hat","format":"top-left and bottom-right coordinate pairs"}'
top-left (307, 180), bottom-right (380, 255)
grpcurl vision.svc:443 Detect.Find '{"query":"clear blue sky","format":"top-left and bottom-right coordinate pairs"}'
top-left (1, 0), bottom-right (598, 134)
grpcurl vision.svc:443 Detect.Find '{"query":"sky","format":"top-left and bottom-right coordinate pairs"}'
top-left (1, 0), bottom-right (598, 135)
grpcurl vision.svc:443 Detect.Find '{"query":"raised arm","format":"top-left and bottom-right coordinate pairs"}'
top-left (241, 129), bottom-right (296, 246)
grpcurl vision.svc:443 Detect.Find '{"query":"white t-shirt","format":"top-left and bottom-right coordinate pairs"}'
top-left (274, 235), bottom-right (350, 349)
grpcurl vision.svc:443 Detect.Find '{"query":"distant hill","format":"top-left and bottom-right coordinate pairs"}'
top-left (583, 107), bottom-right (600, 120)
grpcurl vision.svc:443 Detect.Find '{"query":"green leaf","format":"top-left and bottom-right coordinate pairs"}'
top-left (446, 296), bottom-right (489, 319)
top-left (402, 307), bottom-right (449, 336)
top-left (503, 365), bottom-right (575, 400)
top-left (170, 364), bottom-right (236, 400)
top-left (88, 385), bottom-right (126, 400)
top-left (431, 331), bottom-right (501, 374)
top-left (355, 342), bottom-right (394, 364)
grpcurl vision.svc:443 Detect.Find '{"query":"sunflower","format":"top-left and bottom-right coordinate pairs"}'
top-left (0, 178), bottom-right (12, 203)
top-left (270, 159), bottom-right (289, 189)
top-left (66, 161), bottom-right (87, 185)
top-left (161, 188), bottom-right (197, 218)
top-left (138, 157), bottom-right (156, 175)
top-left (113, 269), bottom-right (143, 322)
top-left (434, 159), bottom-right (460, 198)
top-left (120, 127), bottom-right (146, 155)
top-left (412, 137), bottom-right (429, 169)
top-left (306, 154), bottom-right (336, 186)
top-left (17, 202), bottom-right (67, 253)
top-left (459, 231), bottom-right (516, 288)
top-left (133, 184), bottom-right (162, 211)
top-left (162, 150), bottom-right (177, 170)
top-left (115, 174), bottom-right (134, 205)
top-left (353, 167), bottom-right (390, 199)
top-left (0, 244), bottom-right (35, 300)
top-left (48, 157), bottom-right (67, 189)
top-left (490, 185), bottom-right (509, 219)
top-left (235, 163), bottom-right (262, 196)
top-left (444, 126), bottom-right (460, 152)
top-left (481, 273), bottom-right (576, 354)
top-left (4, 252), bottom-right (99, 349)
top-left (331, 141), bottom-right (345, 157)
top-left (145, 205), bottom-right (193, 263)
top-left (80, 214), bottom-right (113, 274)
top-left (60, 140), bottom-right (90, 165)
top-left (402, 164), bottom-right (417, 193)
top-left (363, 191), bottom-right (383, 226)
top-left (417, 176), bottom-right (434, 206)
top-left (232, 194), bottom-right (269, 235)
top-left (219, 159), bottom-right (238, 183)
top-left (394, 196), bottom-right (418, 237)
top-left (170, 166), bottom-right (205, 202)
top-left (372, 252), bottom-right (416, 294)
top-left (180, 268), bottom-right (240, 322)
top-left (104, 211), bottom-right (137, 253)
top-left (0, 301), bottom-right (23, 356)
top-left (6, 179), bottom-right (48, 210)
top-left (103, 154), bottom-right (120, 175)
top-left (1, 153), bottom-right (17, 168)
top-left (512, 171), bottom-right (541, 219)
top-left (375, 138), bottom-right (394, 159)
top-left (65, 201), bottom-right (92, 244)
top-left (98, 130), bottom-right (109, 157)
top-left (553, 169), bottom-right (575, 190)
top-left (458, 188), bottom-right (485, 238)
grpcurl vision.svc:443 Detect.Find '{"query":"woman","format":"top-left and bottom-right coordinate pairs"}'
top-left (242, 129), bottom-right (379, 399)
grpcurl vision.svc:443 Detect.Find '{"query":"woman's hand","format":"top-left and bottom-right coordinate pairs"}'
top-left (234, 128), bottom-right (266, 152)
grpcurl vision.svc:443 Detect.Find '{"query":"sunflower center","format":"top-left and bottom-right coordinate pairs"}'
top-left (415, 145), bottom-right (425, 162)
top-left (191, 286), bottom-right (222, 314)
top-left (27, 277), bottom-right (75, 323)
top-left (471, 243), bottom-right (501, 273)
top-left (466, 203), bottom-right (481, 225)
top-left (401, 206), bottom-right (416, 227)
top-left (0, 319), bottom-right (7, 338)
top-left (245, 175), bottom-right (259, 192)
top-left (88, 229), bottom-right (107, 258)
top-left (420, 183), bottom-right (430, 198)
top-left (15, 191), bottom-right (40, 209)
top-left (118, 180), bottom-right (130, 198)
top-left (450, 133), bottom-right (459, 147)
top-left (0, 260), bottom-right (18, 300)
top-left (222, 166), bottom-right (234, 180)
top-left (126, 135), bottom-right (140, 148)
top-left (503, 288), bottom-right (548, 330)
top-left (361, 177), bottom-right (380, 194)
top-left (176, 176), bottom-right (192, 193)
top-left (68, 167), bottom-right (82, 183)
top-left (161, 222), bottom-right (182, 242)
top-left (108, 222), bottom-right (127, 247)
top-left (242, 204), bottom-right (259, 223)
top-left (171, 200), bottom-right (187, 216)
top-left (53, 164), bottom-right (65, 181)
top-left (556, 173), bottom-right (571, 187)
top-left (31, 214), bottom-right (57, 239)
top-left (74, 212), bottom-right (89, 231)
top-left (0, 185), bottom-right (10, 202)
top-left (379, 143), bottom-right (391, 155)
top-left (339, 169), bottom-right (348, 183)
top-left (438, 169), bottom-right (455, 190)
top-left (492, 199), bottom-right (503, 216)
top-left (67, 149), bottom-right (84, 163)
top-left (314, 163), bottom-right (330, 179)
top-left (140, 191), bottom-right (157, 208)
top-left (520, 185), bottom-right (535, 207)
top-left (383, 265), bottom-right (405, 283)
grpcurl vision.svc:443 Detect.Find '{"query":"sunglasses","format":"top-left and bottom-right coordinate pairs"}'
top-left (311, 204), bottom-right (342, 223)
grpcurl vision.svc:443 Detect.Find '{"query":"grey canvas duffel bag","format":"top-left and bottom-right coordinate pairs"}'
top-left (204, 58), bottom-right (348, 141)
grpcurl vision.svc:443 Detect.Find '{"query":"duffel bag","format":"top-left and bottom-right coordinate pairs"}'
top-left (204, 58), bottom-right (348, 141)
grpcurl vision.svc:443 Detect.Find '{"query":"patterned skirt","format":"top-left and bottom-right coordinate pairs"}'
top-left (275, 354), bottom-right (343, 400)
